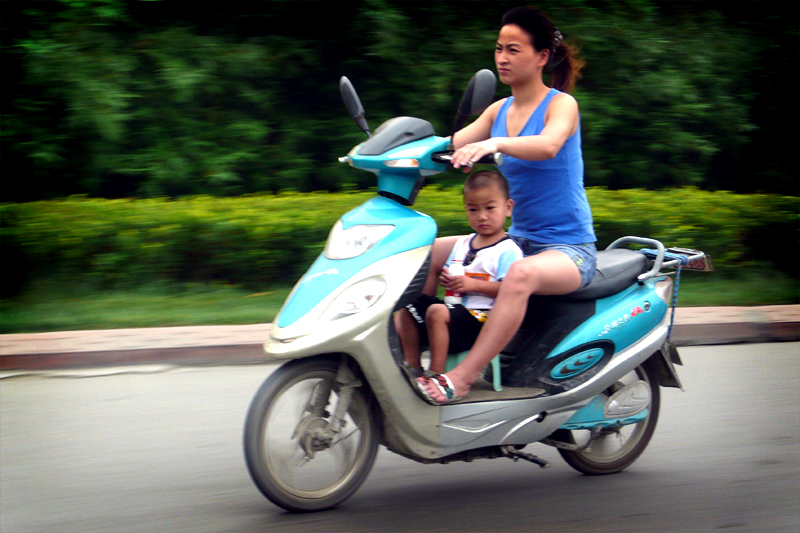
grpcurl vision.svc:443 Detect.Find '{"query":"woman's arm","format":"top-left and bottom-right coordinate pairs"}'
top-left (452, 99), bottom-right (504, 149)
top-left (452, 93), bottom-right (579, 168)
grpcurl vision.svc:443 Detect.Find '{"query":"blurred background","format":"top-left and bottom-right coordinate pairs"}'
top-left (2, 0), bottom-right (797, 198)
top-left (0, 0), bottom-right (797, 331)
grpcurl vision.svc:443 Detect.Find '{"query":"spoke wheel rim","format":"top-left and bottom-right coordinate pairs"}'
top-left (261, 372), bottom-right (371, 498)
top-left (555, 362), bottom-right (660, 474)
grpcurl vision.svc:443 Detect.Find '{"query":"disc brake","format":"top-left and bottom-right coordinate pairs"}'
top-left (293, 359), bottom-right (363, 462)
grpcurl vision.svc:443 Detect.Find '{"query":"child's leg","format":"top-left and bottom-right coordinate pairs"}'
top-left (425, 303), bottom-right (451, 374)
top-left (394, 309), bottom-right (422, 369)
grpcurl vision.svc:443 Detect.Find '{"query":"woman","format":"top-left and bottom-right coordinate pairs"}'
top-left (416, 6), bottom-right (597, 404)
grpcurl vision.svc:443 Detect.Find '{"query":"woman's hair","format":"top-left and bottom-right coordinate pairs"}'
top-left (501, 6), bottom-right (584, 93)
top-left (464, 170), bottom-right (510, 200)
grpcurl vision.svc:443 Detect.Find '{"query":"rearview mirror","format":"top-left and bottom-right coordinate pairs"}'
top-left (339, 76), bottom-right (371, 136)
top-left (452, 69), bottom-right (497, 136)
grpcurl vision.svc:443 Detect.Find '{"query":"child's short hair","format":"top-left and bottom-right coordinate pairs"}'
top-left (463, 170), bottom-right (510, 200)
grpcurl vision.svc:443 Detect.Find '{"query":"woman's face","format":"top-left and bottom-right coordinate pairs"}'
top-left (495, 24), bottom-right (549, 86)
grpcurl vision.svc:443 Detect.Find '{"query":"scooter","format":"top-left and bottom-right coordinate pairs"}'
top-left (243, 70), bottom-right (713, 512)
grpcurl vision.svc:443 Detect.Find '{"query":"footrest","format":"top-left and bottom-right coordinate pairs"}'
top-left (445, 351), bottom-right (502, 391)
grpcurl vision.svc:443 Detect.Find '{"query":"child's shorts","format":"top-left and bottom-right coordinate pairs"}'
top-left (404, 294), bottom-right (486, 354)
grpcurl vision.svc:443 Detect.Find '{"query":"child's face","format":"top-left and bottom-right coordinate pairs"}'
top-left (464, 184), bottom-right (513, 238)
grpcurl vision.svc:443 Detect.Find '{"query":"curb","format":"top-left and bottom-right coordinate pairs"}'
top-left (1, 306), bottom-right (798, 371)
top-left (0, 323), bottom-right (274, 371)
top-left (0, 344), bottom-right (274, 372)
top-left (670, 322), bottom-right (799, 347)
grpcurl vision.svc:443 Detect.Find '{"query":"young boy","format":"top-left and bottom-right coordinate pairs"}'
top-left (397, 170), bottom-right (523, 378)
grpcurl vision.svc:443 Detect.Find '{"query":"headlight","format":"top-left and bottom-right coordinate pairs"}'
top-left (320, 277), bottom-right (387, 321)
top-left (324, 220), bottom-right (394, 259)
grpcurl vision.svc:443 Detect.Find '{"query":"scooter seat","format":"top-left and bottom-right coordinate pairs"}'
top-left (564, 248), bottom-right (648, 301)
top-left (495, 249), bottom-right (648, 386)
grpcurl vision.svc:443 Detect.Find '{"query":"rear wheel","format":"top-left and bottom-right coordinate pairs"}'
top-left (243, 357), bottom-right (380, 512)
top-left (553, 361), bottom-right (660, 475)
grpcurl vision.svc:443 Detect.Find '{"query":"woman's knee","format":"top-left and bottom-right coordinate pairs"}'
top-left (504, 252), bottom-right (582, 296)
top-left (503, 259), bottom-right (540, 294)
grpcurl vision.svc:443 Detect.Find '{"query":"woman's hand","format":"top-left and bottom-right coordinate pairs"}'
top-left (451, 139), bottom-right (500, 171)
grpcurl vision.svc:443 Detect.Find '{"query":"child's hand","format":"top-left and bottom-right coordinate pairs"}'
top-left (439, 268), bottom-right (471, 293)
top-left (438, 266), bottom-right (452, 288)
top-left (447, 275), bottom-right (471, 293)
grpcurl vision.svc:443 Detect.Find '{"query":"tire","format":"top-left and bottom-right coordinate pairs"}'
top-left (553, 360), bottom-right (661, 475)
top-left (243, 357), bottom-right (380, 512)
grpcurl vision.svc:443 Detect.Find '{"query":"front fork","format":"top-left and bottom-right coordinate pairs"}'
top-left (292, 357), bottom-right (362, 460)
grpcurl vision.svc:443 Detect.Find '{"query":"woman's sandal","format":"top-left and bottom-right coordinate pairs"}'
top-left (413, 372), bottom-right (466, 405)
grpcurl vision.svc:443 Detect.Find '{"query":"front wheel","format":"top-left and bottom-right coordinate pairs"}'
top-left (552, 360), bottom-right (661, 475)
top-left (243, 357), bottom-right (380, 512)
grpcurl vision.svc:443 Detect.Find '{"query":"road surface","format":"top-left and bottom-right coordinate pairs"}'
top-left (1, 343), bottom-right (798, 532)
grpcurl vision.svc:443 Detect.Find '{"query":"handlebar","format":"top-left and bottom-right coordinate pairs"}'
top-left (431, 151), bottom-right (503, 167)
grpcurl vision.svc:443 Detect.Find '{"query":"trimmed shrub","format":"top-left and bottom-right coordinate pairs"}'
top-left (1, 188), bottom-right (796, 290)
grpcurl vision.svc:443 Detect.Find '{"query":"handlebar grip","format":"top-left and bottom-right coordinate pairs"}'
top-left (478, 153), bottom-right (503, 165)
top-left (431, 151), bottom-right (502, 166)
top-left (430, 151), bottom-right (454, 164)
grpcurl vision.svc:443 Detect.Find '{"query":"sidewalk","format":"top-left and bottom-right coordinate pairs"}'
top-left (1, 306), bottom-right (798, 371)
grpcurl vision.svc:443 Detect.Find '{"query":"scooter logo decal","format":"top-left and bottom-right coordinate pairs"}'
top-left (598, 303), bottom-right (649, 337)
top-left (551, 348), bottom-right (606, 380)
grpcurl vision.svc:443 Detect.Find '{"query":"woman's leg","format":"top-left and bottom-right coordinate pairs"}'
top-left (423, 236), bottom-right (460, 295)
top-left (424, 304), bottom-right (451, 374)
top-left (419, 250), bottom-right (582, 402)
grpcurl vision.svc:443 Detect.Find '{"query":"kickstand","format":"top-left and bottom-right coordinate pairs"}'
top-left (502, 446), bottom-right (550, 468)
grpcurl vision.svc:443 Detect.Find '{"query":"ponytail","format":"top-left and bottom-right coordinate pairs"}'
top-left (547, 40), bottom-right (584, 94)
top-left (501, 6), bottom-right (584, 94)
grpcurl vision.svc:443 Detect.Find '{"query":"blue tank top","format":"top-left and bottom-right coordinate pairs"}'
top-left (491, 89), bottom-right (596, 244)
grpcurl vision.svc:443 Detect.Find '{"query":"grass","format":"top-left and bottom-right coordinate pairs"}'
top-left (1, 269), bottom-right (797, 334)
top-left (0, 281), bottom-right (293, 334)
top-left (674, 270), bottom-right (798, 307)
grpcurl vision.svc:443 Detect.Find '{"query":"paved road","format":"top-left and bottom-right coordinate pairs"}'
top-left (1, 343), bottom-right (798, 533)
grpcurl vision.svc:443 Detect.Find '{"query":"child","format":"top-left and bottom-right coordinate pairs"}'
top-left (397, 170), bottom-right (523, 379)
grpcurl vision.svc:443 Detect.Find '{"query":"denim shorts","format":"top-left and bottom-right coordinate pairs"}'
top-left (509, 236), bottom-right (597, 289)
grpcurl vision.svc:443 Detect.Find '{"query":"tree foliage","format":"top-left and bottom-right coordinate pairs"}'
top-left (1, 0), bottom-right (797, 200)
top-left (565, 3), bottom-right (758, 188)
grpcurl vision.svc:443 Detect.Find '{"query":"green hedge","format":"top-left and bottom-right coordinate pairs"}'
top-left (1, 188), bottom-right (797, 293)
